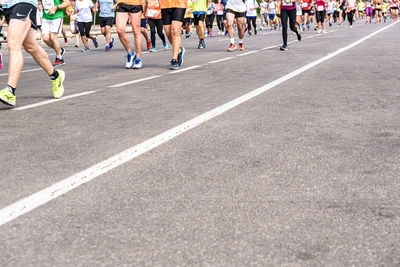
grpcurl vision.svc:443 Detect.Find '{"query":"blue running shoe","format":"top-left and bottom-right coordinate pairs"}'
top-left (126, 52), bottom-right (136, 68)
top-left (133, 58), bottom-right (142, 69)
top-left (109, 37), bottom-right (115, 49)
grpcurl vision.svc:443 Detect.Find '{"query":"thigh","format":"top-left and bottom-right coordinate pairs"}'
top-left (7, 18), bottom-right (32, 47)
top-left (226, 11), bottom-right (235, 23)
top-left (116, 11), bottom-right (130, 28)
top-left (129, 12), bottom-right (142, 32)
top-left (84, 22), bottom-right (92, 34)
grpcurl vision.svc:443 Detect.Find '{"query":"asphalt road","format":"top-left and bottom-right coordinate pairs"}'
top-left (0, 20), bottom-right (399, 266)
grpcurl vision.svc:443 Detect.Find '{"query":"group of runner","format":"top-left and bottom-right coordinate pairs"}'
top-left (0, 0), bottom-right (398, 107)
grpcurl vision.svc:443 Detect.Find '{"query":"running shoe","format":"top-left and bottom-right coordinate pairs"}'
top-left (149, 47), bottom-right (156, 52)
top-left (296, 28), bottom-right (302, 41)
top-left (169, 59), bottom-right (179, 70)
top-left (177, 46), bottom-right (185, 67)
top-left (126, 52), bottom-right (136, 69)
top-left (146, 40), bottom-right (151, 50)
top-left (163, 42), bottom-right (168, 50)
top-left (109, 37), bottom-right (115, 49)
top-left (238, 43), bottom-right (244, 51)
top-left (51, 69), bottom-right (65, 99)
top-left (280, 45), bottom-right (288, 51)
top-left (254, 29), bottom-right (257, 35)
top-left (0, 88), bottom-right (16, 106)
top-left (75, 43), bottom-right (79, 48)
top-left (186, 34), bottom-right (191, 38)
top-left (64, 38), bottom-right (68, 45)
top-left (133, 58), bottom-right (142, 69)
top-left (198, 40), bottom-right (204, 49)
top-left (322, 30), bottom-right (327, 34)
top-left (53, 57), bottom-right (65, 66)
top-left (224, 30), bottom-right (228, 36)
top-left (105, 45), bottom-right (110, 51)
top-left (0, 52), bottom-right (2, 69)
top-left (202, 39), bottom-right (206, 48)
top-left (81, 46), bottom-right (90, 52)
top-left (317, 29), bottom-right (322, 33)
top-left (61, 47), bottom-right (65, 56)
top-left (227, 43), bottom-right (237, 52)
top-left (93, 37), bottom-right (98, 48)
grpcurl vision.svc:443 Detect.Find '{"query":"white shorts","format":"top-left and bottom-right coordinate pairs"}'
top-left (296, 3), bottom-right (303, 15)
top-left (41, 18), bottom-right (63, 34)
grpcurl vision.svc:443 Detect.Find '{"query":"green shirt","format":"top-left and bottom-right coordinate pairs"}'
top-left (42, 0), bottom-right (64, 20)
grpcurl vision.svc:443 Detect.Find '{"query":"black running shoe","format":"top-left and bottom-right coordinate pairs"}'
top-left (170, 59), bottom-right (179, 70)
top-left (296, 28), bottom-right (302, 41)
top-left (280, 45), bottom-right (288, 51)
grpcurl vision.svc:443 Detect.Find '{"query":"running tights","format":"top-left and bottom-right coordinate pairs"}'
top-left (280, 9), bottom-right (297, 46)
top-left (247, 16), bottom-right (257, 32)
top-left (148, 18), bottom-right (166, 48)
top-left (347, 10), bottom-right (355, 25)
top-left (206, 13), bottom-right (215, 29)
top-left (216, 14), bottom-right (224, 31)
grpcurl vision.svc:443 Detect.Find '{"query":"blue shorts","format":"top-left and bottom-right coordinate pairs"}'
top-left (268, 14), bottom-right (275, 20)
top-left (140, 18), bottom-right (146, 28)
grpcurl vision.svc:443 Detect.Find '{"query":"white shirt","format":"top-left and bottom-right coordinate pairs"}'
top-left (226, 0), bottom-right (247, 12)
top-left (260, 2), bottom-right (268, 13)
top-left (267, 2), bottom-right (276, 13)
top-left (245, 0), bottom-right (259, 16)
top-left (75, 0), bottom-right (94, 22)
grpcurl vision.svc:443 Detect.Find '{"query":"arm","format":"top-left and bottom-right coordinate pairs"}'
top-left (49, 0), bottom-right (71, 15)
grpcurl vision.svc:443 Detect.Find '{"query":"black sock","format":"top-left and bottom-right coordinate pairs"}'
top-left (49, 69), bottom-right (59, 80)
top-left (6, 85), bottom-right (15, 94)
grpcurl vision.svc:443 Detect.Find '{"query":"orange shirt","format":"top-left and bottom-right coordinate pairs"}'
top-left (160, 0), bottom-right (188, 9)
top-left (146, 0), bottom-right (162, 18)
top-left (118, 0), bottom-right (143, 7)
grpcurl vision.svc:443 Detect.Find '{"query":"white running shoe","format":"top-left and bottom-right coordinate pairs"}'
top-left (322, 30), bottom-right (327, 34)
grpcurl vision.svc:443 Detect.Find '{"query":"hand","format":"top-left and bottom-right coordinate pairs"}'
top-left (48, 6), bottom-right (57, 15)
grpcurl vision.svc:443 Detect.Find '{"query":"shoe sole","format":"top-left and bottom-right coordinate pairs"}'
top-left (179, 48), bottom-right (185, 67)
top-left (227, 48), bottom-right (237, 52)
top-left (0, 96), bottom-right (16, 106)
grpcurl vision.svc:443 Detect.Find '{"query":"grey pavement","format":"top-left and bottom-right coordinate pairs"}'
top-left (0, 20), bottom-right (399, 266)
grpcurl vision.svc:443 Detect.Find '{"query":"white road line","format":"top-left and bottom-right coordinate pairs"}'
top-left (0, 21), bottom-right (397, 226)
top-left (109, 75), bottom-right (161, 88)
top-left (208, 57), bottom-right (234, 64)
top-left (13, 91), bottom-right (97, 111)
top-left (260, 44), bottom-right (280, 50)
top-left (167, 65), bottom-right (202, 73)
top-left (0, 68), bottom-right (42, 77)
top-left (217, 38), bottom-right (229, 42)
top-left (237, 51), bottom-right (257, 56)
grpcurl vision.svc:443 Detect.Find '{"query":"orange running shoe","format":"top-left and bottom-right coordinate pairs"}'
top-left (227, 43), bottom-right (237, 52)
top-left (238, 43), bottom-right (244, 51)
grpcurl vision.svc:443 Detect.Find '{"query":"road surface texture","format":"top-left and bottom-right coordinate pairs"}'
top-left (0, 21), bottom-right (399, 265)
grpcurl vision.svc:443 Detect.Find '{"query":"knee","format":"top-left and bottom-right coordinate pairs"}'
top-left (116, 26), bottom-right (125, 35)
top-left (42, 35), bottom-right (50, 43)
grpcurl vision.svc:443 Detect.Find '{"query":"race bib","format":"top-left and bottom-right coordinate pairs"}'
top-left (43, 0), bottom-right (54, 9)
top-left (317, 5), bottom-right (324, 11)
top-left (282, 0), bottom-right (292, 6)
top-left (217, 10), bottom-right (223, 15)
top-left (147, 9), bottom-right (160, 18)
top-left (207, 10), bottom-right (213, 14)
top-left (366, 3), bottom-right (371, 6)
top-left (302, 3), bottom-right (308, 7)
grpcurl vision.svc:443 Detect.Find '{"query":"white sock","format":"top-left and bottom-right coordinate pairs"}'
top-left (238, 39), bottom-right (243, 44)
top-left (230, 38), bottom-right (235, 44)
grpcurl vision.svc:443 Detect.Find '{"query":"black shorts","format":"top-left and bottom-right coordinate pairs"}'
top-left (226, 9), bottom-right (246, 18)
top-left (161, 8), bottom-right (186, 25)
top-left (193, 13), bottom-right (205, 25)
top-left (4, 3), bottom-right (38, 29)
top-left (183, 17), bottom-right (192, 25)
top-left (375, 8), bottom-right (382, 11)
top-left (316, 10), bottom-right (326, 22)
top-left (100, 16), bottom-right (114, 27)
top-left (116, 3), bottom-right (143, 13)
top-left (302, 9), bottom-right (311, 15)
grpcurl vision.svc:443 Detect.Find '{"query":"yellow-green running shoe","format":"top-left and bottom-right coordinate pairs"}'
top-left (52, 69), bottom-right (65, 99)
top-left (0, 88), bottom-right (16, 106)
